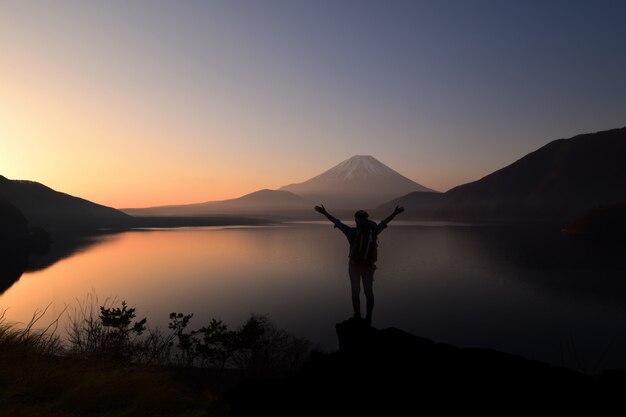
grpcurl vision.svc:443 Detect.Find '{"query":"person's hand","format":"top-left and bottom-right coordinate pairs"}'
top-left (314, 204), bottom-right (327, 214)
top-left (394, 205), bottom-right (405, 215)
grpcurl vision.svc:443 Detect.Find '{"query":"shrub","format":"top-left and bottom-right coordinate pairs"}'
top-left (8, 295), bottom-right (311, 375)
top-left (66, 296), bottom-right (148, 362)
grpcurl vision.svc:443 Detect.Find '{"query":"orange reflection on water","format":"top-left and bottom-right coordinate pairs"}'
top-left (0, 226), bottom-right (341, 330)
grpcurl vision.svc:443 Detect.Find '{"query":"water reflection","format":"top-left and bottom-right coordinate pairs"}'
top-left (1, 224), bottom-right (625, 369)
top-left (0, 233), bottom-right (114, 295)
top-left (0, 248), bottom-right (29, 294)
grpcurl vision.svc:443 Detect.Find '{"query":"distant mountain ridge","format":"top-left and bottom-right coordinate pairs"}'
top-left (123, 189), bottom-right (311, 218)
top-left (125, 155), bottom-right (435, 217)
top-left (280, 155), bottom-right (436, 209)
top-left (377, 127), bottom-right (626, 222)
top-left (0, 175), bottom-right (131, 229)
top-left (6, 127), bottom-right (624, 226)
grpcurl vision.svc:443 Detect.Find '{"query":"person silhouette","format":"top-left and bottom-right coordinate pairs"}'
top-left (314, 204), bottom-right (405, 324)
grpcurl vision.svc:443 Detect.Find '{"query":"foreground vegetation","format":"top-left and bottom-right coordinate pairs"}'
top-left (9, 296), bottom-right (625, 416)
top-left (0, 300), bottom-right (310, 416)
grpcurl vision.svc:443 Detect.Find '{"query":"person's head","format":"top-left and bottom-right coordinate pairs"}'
top-left (354, 210), bottom-right (369, 223)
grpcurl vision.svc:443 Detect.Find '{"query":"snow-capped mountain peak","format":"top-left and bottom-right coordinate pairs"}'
top-left (312, 155), bottom-right (402, 181)
top-left (279, 155), bottom-right (436, 208)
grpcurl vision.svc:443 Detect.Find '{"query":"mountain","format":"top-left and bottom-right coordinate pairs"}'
top-left (123, 189), bottom-right (312, 218)
top-left (126, 156), bottom-right (433, 218)
top-left (0, 175), bottom-right (131, 229)
top-left (0, 195), bottom-right (51, 294)
top-left (377, 127), bottom-right (626, 222)
top-left (0, 196), bottom-right (28, 234)
top-left (279, 155), bottom-right (436, 209)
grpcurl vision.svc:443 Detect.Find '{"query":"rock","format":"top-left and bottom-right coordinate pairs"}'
top-left (228, 318), bottom-right (618, 416)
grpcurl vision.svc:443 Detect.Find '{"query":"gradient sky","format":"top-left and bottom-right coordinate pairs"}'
top-left (1, 1), bottom-right (625, 208)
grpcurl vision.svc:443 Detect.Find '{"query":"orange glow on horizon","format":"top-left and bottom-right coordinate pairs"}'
top-left (0, 49), bottom-right (464, 209)
top-left (0, 67), bottom-right (303, 208)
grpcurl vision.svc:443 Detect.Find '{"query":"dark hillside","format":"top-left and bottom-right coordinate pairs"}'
top-left (0, 175), bottom-right (131, 229)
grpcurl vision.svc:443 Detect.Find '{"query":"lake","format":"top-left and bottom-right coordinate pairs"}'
top-left (2, 222), bottom-right (626, 370)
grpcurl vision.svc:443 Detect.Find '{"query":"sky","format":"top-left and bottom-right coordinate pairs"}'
top-left (1, 1), bottom-right (625, 208)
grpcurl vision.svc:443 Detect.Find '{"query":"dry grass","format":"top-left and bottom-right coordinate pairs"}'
top-left (0, 297), bottom-right (311, 416)
top-left (0, 306), bottom-right (232, 416)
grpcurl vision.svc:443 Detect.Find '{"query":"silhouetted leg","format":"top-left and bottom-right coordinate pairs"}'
top-left (348, 261), bottom-right (361, 318)
top-left (363, 267), bottom-right (375, 324)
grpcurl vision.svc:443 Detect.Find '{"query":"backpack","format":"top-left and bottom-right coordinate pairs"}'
top-left (349, 220), bottom-right (378, 265)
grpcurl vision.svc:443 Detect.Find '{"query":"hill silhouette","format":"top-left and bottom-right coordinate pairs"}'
top-left (0, 196), bottom-right (54, 294)
top-left (7, 127), bottom-right (625, 225)
top-left (378, 127), bottom-right (626, 222)
top-left (0, 175), bottom-right (131, 230)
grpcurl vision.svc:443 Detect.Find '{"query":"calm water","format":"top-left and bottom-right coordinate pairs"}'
top-left (2, 223), bottom-right (626, 370)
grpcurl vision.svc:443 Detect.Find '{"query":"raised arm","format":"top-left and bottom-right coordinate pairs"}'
top-left (314, 204), bottom-right (339, 224)
top-left (382, 205), bottom-right (405, 225)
